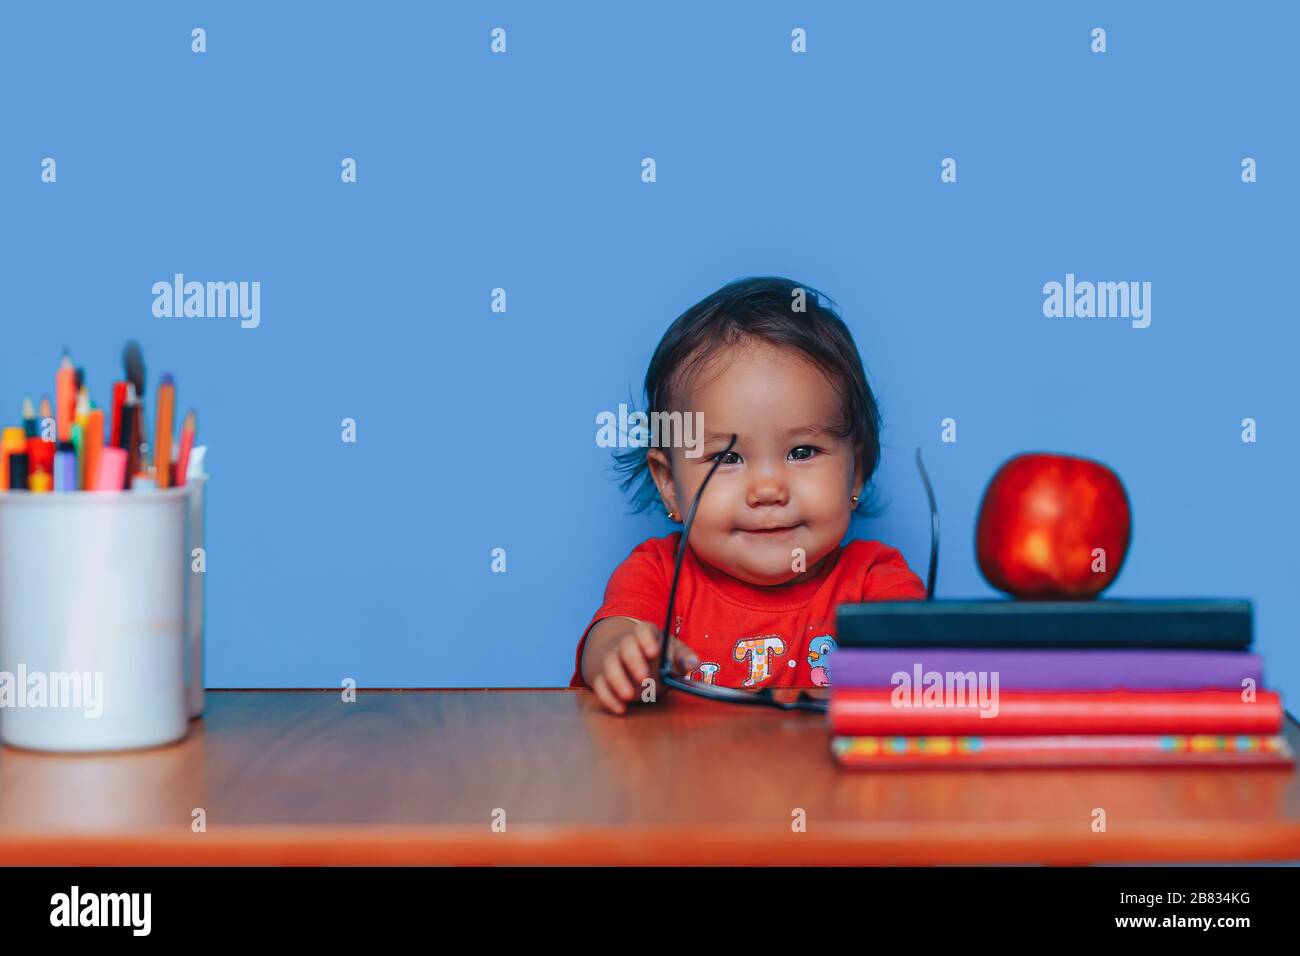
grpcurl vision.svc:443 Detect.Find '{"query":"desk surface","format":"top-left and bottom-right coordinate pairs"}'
top-left (1, 689), bottom-right (1298, 865)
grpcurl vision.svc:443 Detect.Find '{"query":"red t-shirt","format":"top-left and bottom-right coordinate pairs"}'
top-left (570, 533), bottom-right (926, 690)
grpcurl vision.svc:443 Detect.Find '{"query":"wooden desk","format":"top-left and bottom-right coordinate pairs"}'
top-left (1, 689), bottom-right (1297, 865)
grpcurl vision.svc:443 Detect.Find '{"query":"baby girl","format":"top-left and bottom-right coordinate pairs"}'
top-left (571, 277), bottom-right (926, 714)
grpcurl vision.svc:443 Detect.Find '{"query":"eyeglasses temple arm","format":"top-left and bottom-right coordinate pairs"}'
top-left (915, 447), bottom-right (939, 600)
top-left (661, 434), bottom-right (738, 673)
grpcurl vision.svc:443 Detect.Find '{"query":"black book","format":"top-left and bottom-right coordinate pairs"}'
top-left (836, 599), bottom-right (1252, 650)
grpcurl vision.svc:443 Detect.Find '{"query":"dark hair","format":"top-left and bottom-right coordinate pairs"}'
top-left (612, 276), bottom-right (883, 518)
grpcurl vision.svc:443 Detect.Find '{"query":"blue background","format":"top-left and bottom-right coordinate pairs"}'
top-left (2, 2), bottom-right (1296, 699)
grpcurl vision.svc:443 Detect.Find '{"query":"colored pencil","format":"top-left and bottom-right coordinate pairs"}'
top-left (10, 348), bottom-right (199, 494)
top-left (71, 422), bottom-right (83, 489)
top-left (176, 410), bottom-right (196, 487)
top-left (84, 408), bottom-right (104, 495)
top-left (75, 386), bottom-right (90, 487)
top-left (55, 352), bottom-right (76, 442)
top-left (38, 395), bottom-right (52, 440)
top-left (154, 374), bottom-right (175, 488)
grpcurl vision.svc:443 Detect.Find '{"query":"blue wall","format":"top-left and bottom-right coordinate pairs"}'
top-left (2, 2), bottom-right (1296, 699)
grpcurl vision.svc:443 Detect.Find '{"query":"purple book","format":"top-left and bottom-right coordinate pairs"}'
top-left (830, 649), bottom-right (1263, 691)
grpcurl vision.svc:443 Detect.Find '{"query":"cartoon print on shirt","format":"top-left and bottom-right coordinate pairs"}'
top-left (673, 616), bottom-right (720, 683)
top-left (687, 662), bottom-right (721, 685)
top-left (806, 635), bottom-right (838, 686)
top-left (733, 635), bottom-right (786, 686)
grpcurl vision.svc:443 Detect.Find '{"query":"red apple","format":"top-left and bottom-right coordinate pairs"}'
top-left (976, 453), bottom-right (1131, 599)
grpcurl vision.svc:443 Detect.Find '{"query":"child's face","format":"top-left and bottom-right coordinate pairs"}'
top-left (647, 341), bottom-right (864, 587)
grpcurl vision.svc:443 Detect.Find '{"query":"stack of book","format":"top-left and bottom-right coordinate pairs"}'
top-left (829, 600), bottom-right (1293, 769)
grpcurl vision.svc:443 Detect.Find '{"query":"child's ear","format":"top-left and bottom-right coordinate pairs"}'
top-left (851, 440), bottom-right (866, 502)
top-left (646, 448), bottom-right (680, 517)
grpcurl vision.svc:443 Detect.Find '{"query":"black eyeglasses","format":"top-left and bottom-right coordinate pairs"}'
top-left (657, 437), bottom-right (939, 713)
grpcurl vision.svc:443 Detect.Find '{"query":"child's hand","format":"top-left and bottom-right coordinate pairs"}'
top-left (582, 616), bottom-right (700, 715)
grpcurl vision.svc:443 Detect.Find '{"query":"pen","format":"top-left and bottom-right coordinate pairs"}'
top-left (92, 447), bottom-right (127, 491)
top-left (109, 381), bottom-right (127, 447)
top-left (6, 452), bottom-right (29, 491)
top-left (123, 341), bottom-right (149, 480)
top-left (119, 384), bottom-right (138, 488)
top-left (26, 435), bottom-right (54, 479)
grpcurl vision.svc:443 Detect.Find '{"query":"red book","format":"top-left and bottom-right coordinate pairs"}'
top-left (828, 689), bottom-right (1283, 736)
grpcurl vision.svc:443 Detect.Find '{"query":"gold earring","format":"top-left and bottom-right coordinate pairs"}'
top-left (851, 495), bottom-right (859, 505)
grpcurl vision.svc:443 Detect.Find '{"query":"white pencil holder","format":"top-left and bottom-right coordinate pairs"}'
top-left (0, 486), bottom-right (189, 752)
top-left (184, 474), bottom-right (207, 719)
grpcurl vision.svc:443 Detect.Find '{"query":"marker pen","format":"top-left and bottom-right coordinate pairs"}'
top-left (53, 442), bottom-right (77, 492)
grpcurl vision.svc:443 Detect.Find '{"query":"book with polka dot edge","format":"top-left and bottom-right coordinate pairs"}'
top-left (831, 734), bottom-right (1294, 769)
